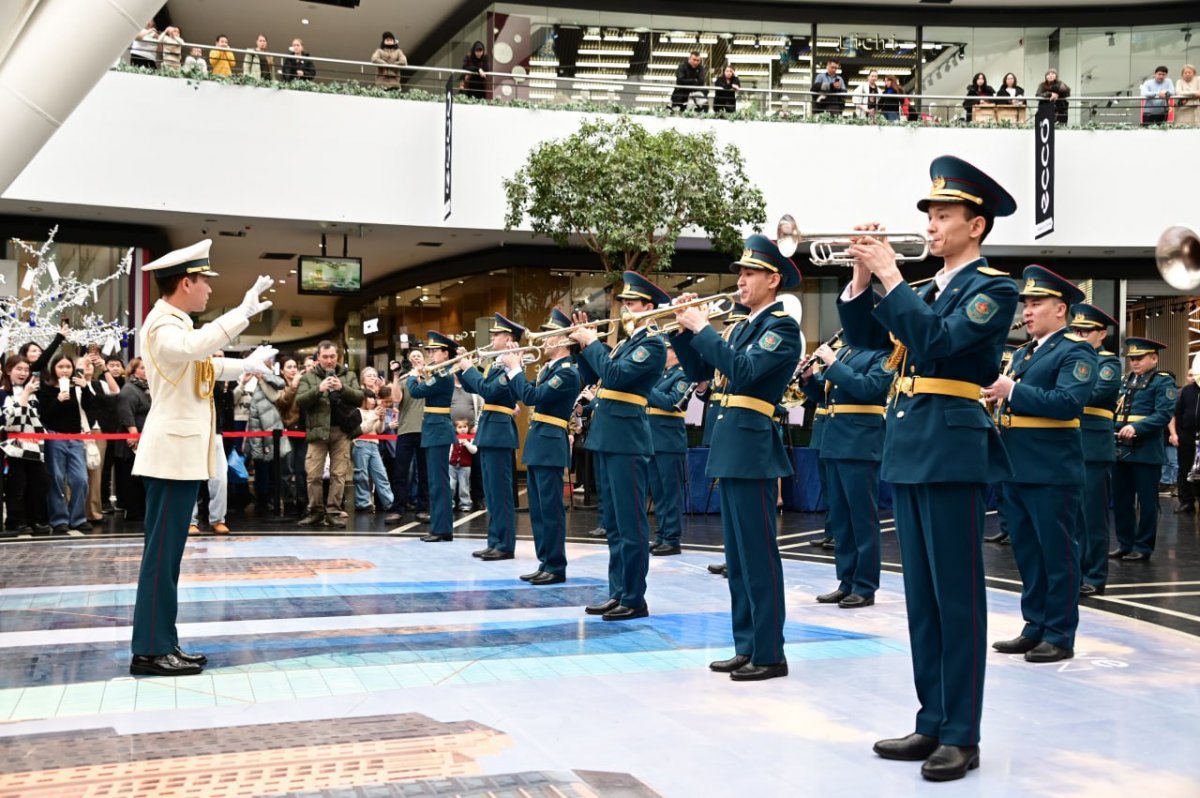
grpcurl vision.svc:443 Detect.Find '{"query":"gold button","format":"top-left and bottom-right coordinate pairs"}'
top-left (896, 411), bottom-right (905, 418)
top-left (910, 365), bottom-right (916, 373)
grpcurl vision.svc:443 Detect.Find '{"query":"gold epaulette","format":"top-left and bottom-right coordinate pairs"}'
top-left (561, 362), bottom-right (573, 368)
top-left (1064, 333), bottom-right (1085, 342)
top-left (1100, 351), bottom-right (1116, 356)
top-left (977, 266), bottom-right (1009, 276)
top-left (771, 310), bottom-right (789, 317)
top-left (1159, 371), bottom-right (1174, 377)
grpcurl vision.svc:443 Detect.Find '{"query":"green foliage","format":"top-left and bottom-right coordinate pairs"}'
top-left (502, 117), bottom-right (765, 276)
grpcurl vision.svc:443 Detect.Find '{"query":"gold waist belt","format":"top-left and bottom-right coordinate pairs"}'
top-left (1083, 407), bottom-right (1115, 420)
top-left (721, 394), bottom-right (775, 417)
top-left (830, 404), bottom-right (886, 416)
top-left (482, 403), bottom-right (513, 414)
top-left (708, 392), bottom-right (726, 403)
top-left (895, 376), bottom-right (982, 401)
top-left (1000, 415), bottom-right (1080, 429)
top-left (531, 412), bottom-right (569, 429)
top-left (1122, 415), bottom-right (1148, 422)
top-left (423, 407), bottom-right (450, 415)
top-left (648, 408), bottom-right (686, 418)
top-left (597, 388), bottom-right (648, 407)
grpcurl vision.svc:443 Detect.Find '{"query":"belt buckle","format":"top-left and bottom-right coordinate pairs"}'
top-left (897, 376), bottom-right (914, 397)
top-left (828, 404), bottom-right (837, 417)
top-left (1000, 414), bottom-right (1012, 428)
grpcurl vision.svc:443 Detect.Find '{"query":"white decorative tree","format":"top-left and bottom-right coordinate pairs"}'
top-left (0, 227), bottom-right (134, 356)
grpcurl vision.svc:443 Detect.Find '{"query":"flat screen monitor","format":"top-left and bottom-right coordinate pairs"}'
top-left (297, 256), bottom-right (362, 295)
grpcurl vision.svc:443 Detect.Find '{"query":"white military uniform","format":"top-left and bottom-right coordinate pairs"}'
top-left (132, 300), bottom-right (249, 480)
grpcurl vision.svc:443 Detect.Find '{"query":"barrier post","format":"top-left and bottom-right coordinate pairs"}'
top-left (0, 429), bottom-right (7, 523)
top-left (272, 428), bottom-right (285, 519)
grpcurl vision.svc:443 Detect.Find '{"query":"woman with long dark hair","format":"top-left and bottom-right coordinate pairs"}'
top-left (713, 65), bottom-right (742, 114)
top-left (963, 72), bottom-right (995, 121)
top-left (2, 355), bottom-right (53, 535)
top-left (995, 72), bottom-right (1025, 105)
top-left (36, 354), bottom-right (94, 534)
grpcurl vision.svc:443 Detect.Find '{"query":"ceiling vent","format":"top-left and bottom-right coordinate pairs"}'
top-left (259, 252), bottom-right (297, 260)
top-left (218, 230), bottom-right (246, 237)
top-left (417, 241), bottom-right (444, 247)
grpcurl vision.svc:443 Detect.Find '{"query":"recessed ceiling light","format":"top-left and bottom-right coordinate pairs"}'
top-left (26, 206), bottom-right (42, 212)
top-left (301, 18), bottom-right (309, 25)
top-left (289, 269), bottom-right (297, 274)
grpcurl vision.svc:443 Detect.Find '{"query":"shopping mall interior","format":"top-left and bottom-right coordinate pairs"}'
top-left (0, 1), bottom-right (1198, 796)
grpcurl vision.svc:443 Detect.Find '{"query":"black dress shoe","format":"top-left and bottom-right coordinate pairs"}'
top-left (415, 512), bottom-right (432, 523)
top-left (651, 544), bottom-right (681, 556)
top-left (708, 654), bottom-right (751, 673)
top-left (1024, 641), bottom-right (1073, 662)
top-left (809, 537), bottom-right (831, 548)
top-left (473, 547), bottom-right (494, 558)
top-left (992, 635), bottom-right (1040, 654)
top-left (1175, 504), bottom-right (1195, 514)
top-left (838, 593), bottom-right (874, 609)
top-left (51, 525), bottom-right (69, 536)
top-left (1079, 583), bottom-right (1104, 596)
top-left (729, 660), bottom-right (788, 681)
top-left (983, 531), bottom-right (1009, 544)
top-left (585, 598), bottom-right (620, 615)
top-left (816, 589), bottom-right (849, 604)
top-left (706, 563), bottom-right (727, 575)
top-left (383, 513), bottom-right (404, 524)
top-left (1108, 547), bottom-right (1130, 559)
top-left (873, 732), bottom-right (940, 761)
top-left (174, 646), bottom-right (208, 666)
top-left (921, 744), bottom-right (980, 782)
top-left (298, 511), bottom-right (325, 526)
top-left (519, 570), bottom-right (544, 581)
top-left (821, 538), bottom-right (836, 550)
top-left (529, 571), bottom-right (566, 585)
top-left (129, 653), bottom-right (202, 677)
top-left (480, 549), bottom-right (514, 561)
top-left (585, 526), bottom-right (607, 538)
top-left (420, 533), bottom-right (452, 542)
top-left (1122, 551), bottom-right (1150, 562)
top-left (601, 604), bottom-right (649, 621)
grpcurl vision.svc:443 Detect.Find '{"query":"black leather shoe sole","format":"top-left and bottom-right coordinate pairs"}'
top-left (1079, 583), bottom-right (1104, 596)
top-left (130, 654), bottom-right (202, 677)
top-left (480, 550), bottom-right (515, 561)
top-left (873, 733), bottom-right (940, 761)
top-left (173, 646), bottom-right (208, 666)
top-left (709, 654), bottom-right (751, 673)
top-left (729, 661), bottom-right (788, 681)
top-left (529, 572), bottom-right (565, 585)
top-left (420, 534), bottom-right (452, 542)
top-left (706, 563), bottom-right (727, 574)
top-left (473, 548), bottom-right (494, 558)
top-left (816, 589), bottom-right (848, 604)
top-left (1024, 642), bottom-right (1073, 663)
top-left (651, 546), bottom-right (681, 556)
top-left (585, 598), bottom-right (620, 615)
top-left (838, 594), bottom-right (874, 609)
top-left (519, 570), bottom-right (544, 581)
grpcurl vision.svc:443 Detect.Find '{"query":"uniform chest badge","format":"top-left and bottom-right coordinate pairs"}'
top-left (548, 375), bottom-right (563, 389)
top-left (1167, 386), bottom-right (1178, 401)
top-left (1099, 364), bottom-right (1118, 381)
top-left (965, 293), bottom-right (998, 324)
top-left (631, 346), bottom-right (649, 363)
top-left (758, 331), bottom-right (782, 351)
top-left (1072, 362), bottom-right (1093, 382)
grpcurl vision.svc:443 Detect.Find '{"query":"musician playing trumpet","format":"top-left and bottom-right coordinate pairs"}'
top-left (504, 308), bottom-right (581, 585)
top-left (406, 332), bottom-right (458, 542)
top-left (671, 235), bottom-right (802, 682)
top-left (458, 313), bottom-right (526, 561)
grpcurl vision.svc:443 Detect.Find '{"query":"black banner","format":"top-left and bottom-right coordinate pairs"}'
top-left (443, 77), bottom-right (453, 221)
top-left (1034, 102), bottom-right (1055, 239)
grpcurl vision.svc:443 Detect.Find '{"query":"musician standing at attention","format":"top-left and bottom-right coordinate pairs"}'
top-left (671, 235), bottom-right (801, 682)
top-left (570, 272), bottom-right (667, 621)
top-left (647, 340), bottom-right (691, 556)
top-left (407, 332), bottom-right (458, 542)
top-left (505, 308), bottom-right (580, 584)
top-left (1111, 337), bottom-right (1175, 562)
top-left (984, 266), bottom-right (1096, 664)
top-left (840, 155), bottom-right (1018, 781)
top-left (458, 313), bottom-right (525, 561)
top-left (805, 313), bottom-right (892, 609)
top-left (1066, 304), bottom-right (1122, 596)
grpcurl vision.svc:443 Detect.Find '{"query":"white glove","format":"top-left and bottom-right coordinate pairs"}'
top-left (238, 275), bottom-right (275, 319)
top-left (242, 345), bottom-right (278, 375)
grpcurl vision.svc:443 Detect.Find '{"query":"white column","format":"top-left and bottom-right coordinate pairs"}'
top-left (0, 0), bottom-right (165, 194)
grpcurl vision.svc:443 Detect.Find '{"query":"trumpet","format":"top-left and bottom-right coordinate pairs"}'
top-left (1157, 225), bottom-right (1200, 291)
top-left (629, 291), bottom-right (741, 335)
top-left (476, 344), bottom-right (543, 366)
top-left (802, 231), bottom-right (930, 267)
top-left (526, 317), bottom-right (623, 342)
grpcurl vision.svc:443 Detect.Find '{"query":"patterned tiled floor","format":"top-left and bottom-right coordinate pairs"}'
top-left (0, 534), bottom-right (1198, 797)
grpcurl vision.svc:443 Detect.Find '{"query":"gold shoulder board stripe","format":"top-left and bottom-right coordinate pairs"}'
top-left (977, 266), bottom-right (1010, 276)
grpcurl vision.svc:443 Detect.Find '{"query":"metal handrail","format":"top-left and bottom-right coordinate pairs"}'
top-left (125, 42), bottom-right (1196, 120)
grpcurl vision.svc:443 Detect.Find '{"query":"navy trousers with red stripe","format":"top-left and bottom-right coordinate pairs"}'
top-left (596, 452), bottom-right (650, 609)
top-left (1004, 482), bottom-right (1082, 650)
top-left (892, 482), bottom-right (987, 747)
top-left (719, 477), bottom-right (785, 665)
top-left (132, 477), bottom-right (201, 655)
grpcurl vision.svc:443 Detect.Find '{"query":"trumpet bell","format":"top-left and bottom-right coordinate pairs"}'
top-left (1156, 225), bottom-right (1200, 291)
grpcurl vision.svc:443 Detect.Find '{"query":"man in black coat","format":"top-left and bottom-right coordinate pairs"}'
top-left (1174, 360), bottom-right (1200, 512)
top-left (671, 51), bottom-right (706, 112)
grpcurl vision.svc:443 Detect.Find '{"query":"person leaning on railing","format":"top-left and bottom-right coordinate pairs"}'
top-left (713, 64), bottom-right (741, 114)
top-left (371, 31), bottom-right (408, 91)
top-left (1035, 69), bottom-right (1070, 125)
top-left (282, 38), bottom-right (317, 82)
top-left (209, 35), bottom-right (236, 77)
top-left (879, 75), bottom-right (903, 121)
top-left (1176, 64), bottom-right (1199, 126)
top-left (460, 41), bottom-right (490, 99)
top-left (242, 34), bottom-right (275, 81)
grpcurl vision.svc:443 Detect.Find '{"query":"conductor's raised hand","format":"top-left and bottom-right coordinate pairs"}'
top-left (238, 275), bottom-right (275, 319)
top-left (242, 345), bottom-right (279, 375)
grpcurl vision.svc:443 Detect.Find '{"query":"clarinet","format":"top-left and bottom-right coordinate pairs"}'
top-left (1114, 372), bottom-right (1142, 459)
top-left (792, 329), bottom-right (844, 383)
top-left (674, 382), bottom-right (699, 412)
